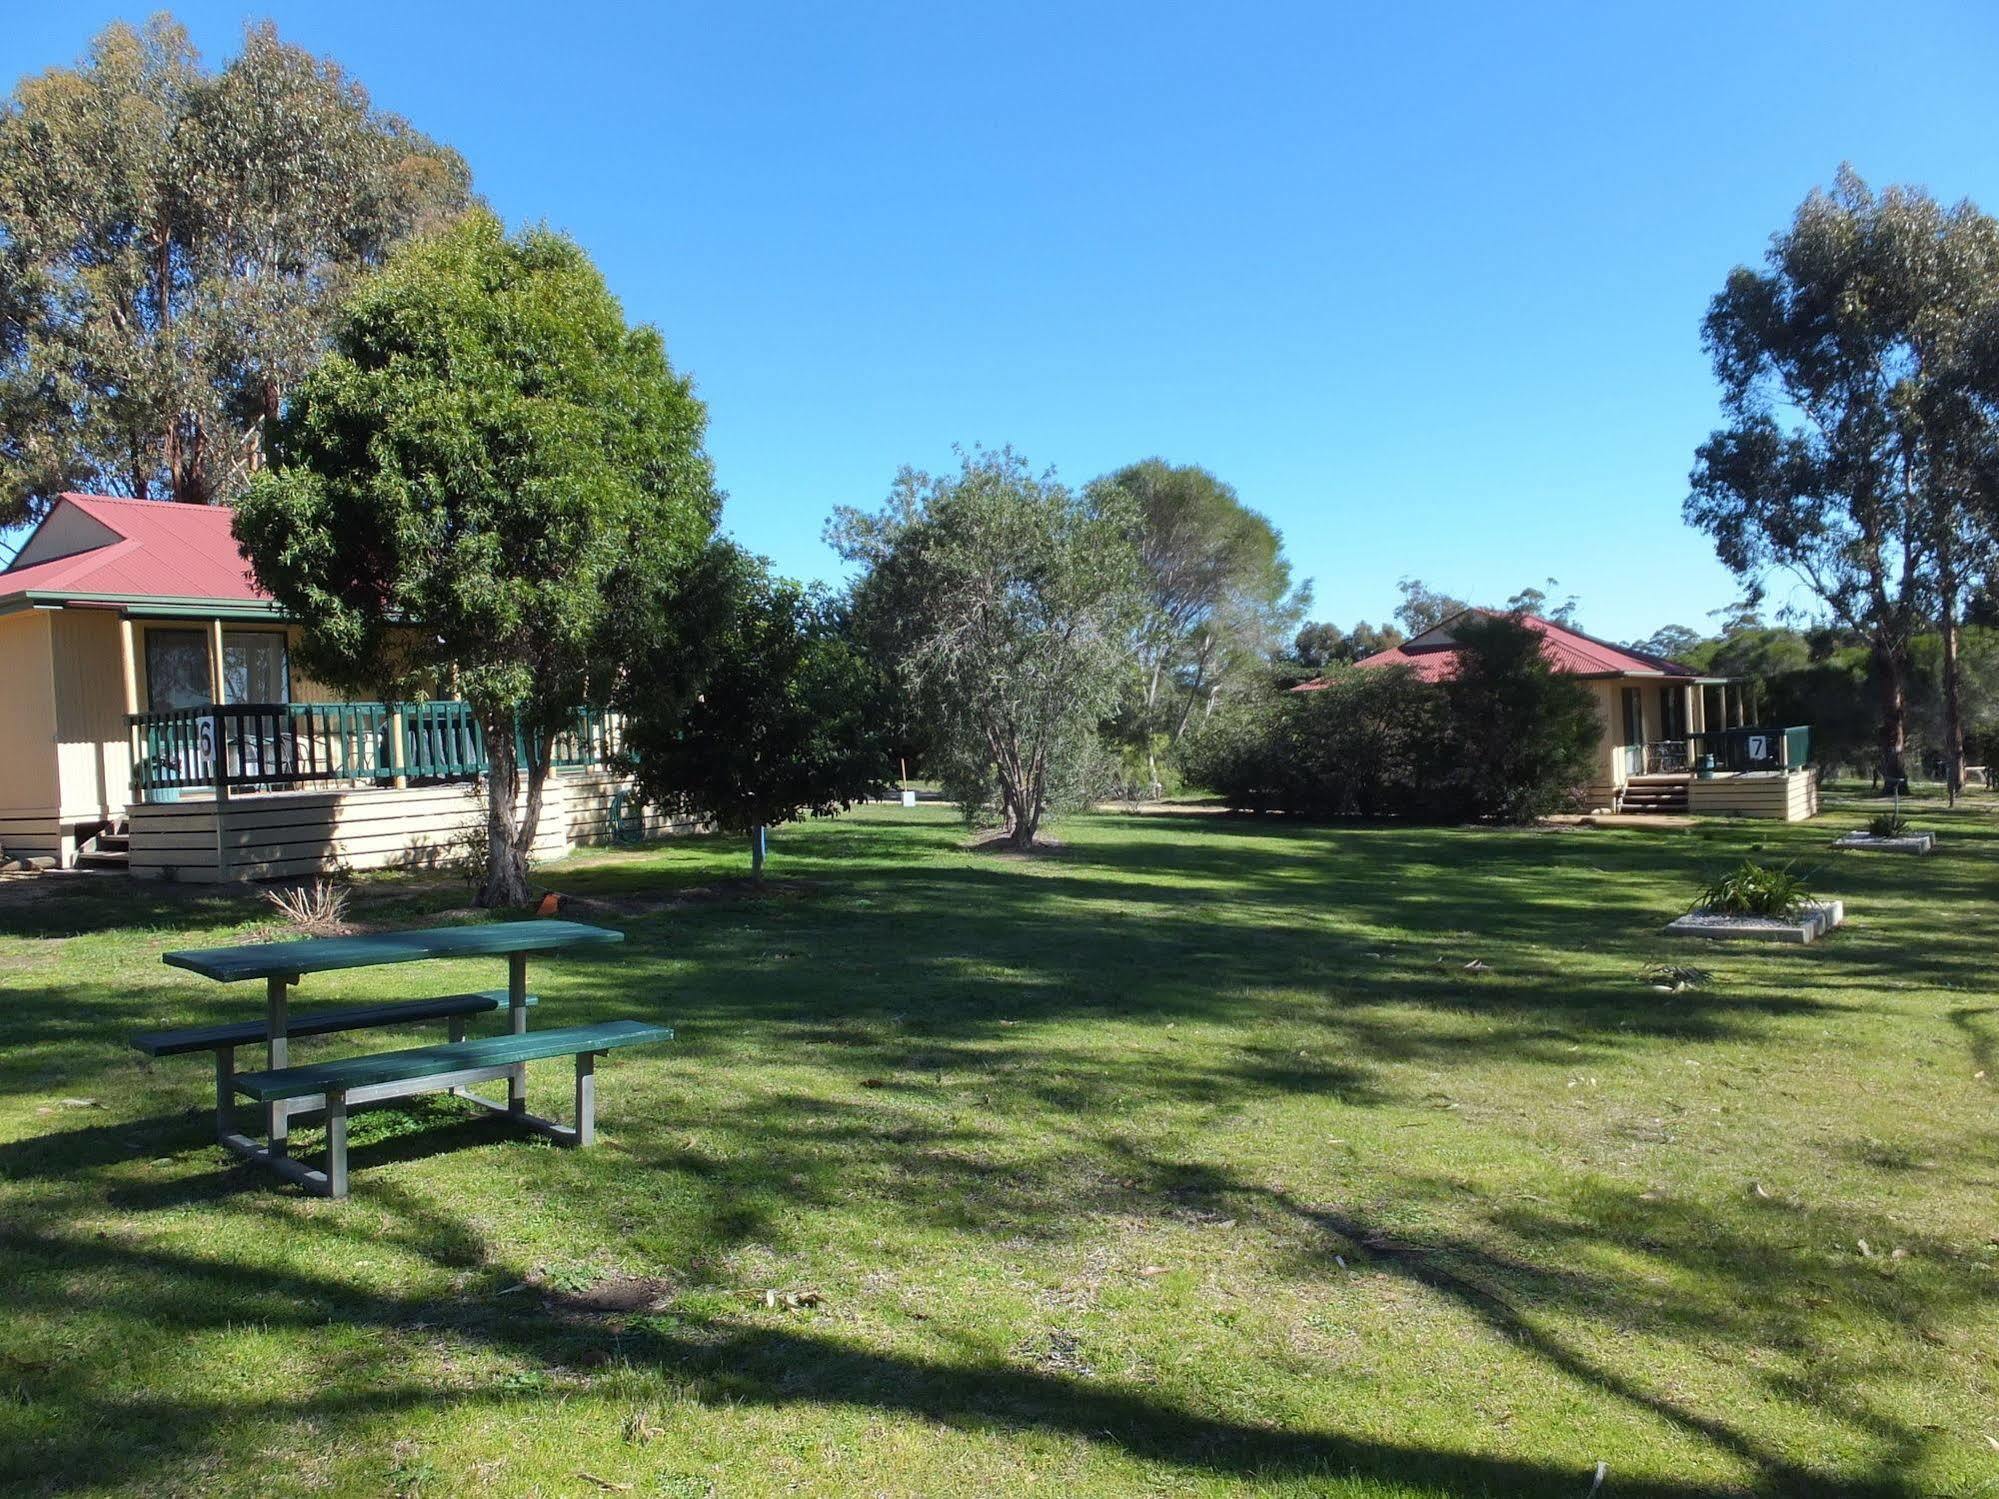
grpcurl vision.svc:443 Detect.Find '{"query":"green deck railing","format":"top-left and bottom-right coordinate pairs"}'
top-left (129, 702), bottom-right (620, 801)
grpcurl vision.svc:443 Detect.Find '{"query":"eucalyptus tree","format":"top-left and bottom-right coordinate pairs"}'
top-left (235, 213), bottom-right (719, 906)
top-left (1095, 459), bottom-right (1307, 792)
top-left (1393, 577), bottom-right (1471, 635)
top-left (0, 15), bottom-right (469, 523)
top-left (1686, 167), bottom-right (1999, 788)
top-left (831, 447), bottom-right (1147, 848)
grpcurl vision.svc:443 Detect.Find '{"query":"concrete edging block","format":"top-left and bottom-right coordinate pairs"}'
top-left (1664, 900), bottom-right (1845, 944)
top-left (1832, 832), bottom-right (1934, 855)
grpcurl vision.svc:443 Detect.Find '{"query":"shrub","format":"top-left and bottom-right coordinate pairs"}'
top-left (263, 879), bottom-right (351, 935)
top-left (1175, 614), bottom-right (1601, 824)
top-left (1693, 860), bottom-right (1814, 918)
top-left (1866, 810), bottom-right (1908, 838)
top-left (1176, 698), bottom-right (1286, 812)
top-left (1439, 614), bottom-right (1601, 822)
top-left (1177, 667), bottom-right (1446, 817)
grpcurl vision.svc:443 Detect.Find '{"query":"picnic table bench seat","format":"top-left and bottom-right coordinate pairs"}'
top-left (233, 1019), bottom-right (670, 1102)
top-left (149, 918), bottom-right (648, 1199)
top-left (232, 1019), bottom-right (672, 1197)
top-left (130, 989), bottom-right (536, 1058)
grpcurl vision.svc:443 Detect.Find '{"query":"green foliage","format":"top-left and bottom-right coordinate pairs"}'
top-left (831, 446), bottom-right (1146, 847)
top-left (1503, 578), bottom-right (1581, 629)
top-left (1293, 618), bottom-right (1404, 670)
top-left (1761, 659), bottom-right (1875, 772)
top-left (1866, 810), bottom-right (1909, 838)
top-left (1392, 577), bottom-right (1470, 635)
top-left (1693, 859), bottom-right (1814, 918)
top-left (1178, 667), bottom-right (1450, 817)
top-left (234, 211), bottom-right (717, 902)
top-left (1441, 614), bottom-right (1603, 822)
top-left (1630, 624), bottom-right (1705, 663)
top-left (0, 16), bottom-right (470, 522)
top-left (1096, 459), bottom-right (1308, 761)
top-left (1687, 166), bottom-right (1999, 782)
top-left (616, 543), bottom-right (897, 874)
top-left (1182, 615), bottom-right (1600, 823)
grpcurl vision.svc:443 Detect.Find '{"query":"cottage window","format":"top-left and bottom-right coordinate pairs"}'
top-left (144, 629), bottom-right (212, 712)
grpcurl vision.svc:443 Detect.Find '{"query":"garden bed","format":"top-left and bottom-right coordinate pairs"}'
top-left (1664, 899), bottom-right (1844, 944)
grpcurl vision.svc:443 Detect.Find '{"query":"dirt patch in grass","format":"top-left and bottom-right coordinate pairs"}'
top-left (966, 831), bottom-right (1066, 857)
top-left (541, 1274), bottom-right (678, 1316)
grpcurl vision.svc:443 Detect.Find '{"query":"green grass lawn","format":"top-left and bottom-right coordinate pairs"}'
top-left (2, 790), bottom-right (1996, 1497)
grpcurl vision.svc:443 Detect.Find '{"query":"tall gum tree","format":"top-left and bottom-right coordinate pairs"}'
top-left (0, 15), bottom-right (470, 525)
top-left (1687, 168), bottom-right (1967, 788)
top-left (234, 211), bottom-right (718, 905)
top-left (1096, 458), bottom-right (1307, 794)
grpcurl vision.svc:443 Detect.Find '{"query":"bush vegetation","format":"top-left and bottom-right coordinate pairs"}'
top-left (1178, 614), bottom-right (1601, 822)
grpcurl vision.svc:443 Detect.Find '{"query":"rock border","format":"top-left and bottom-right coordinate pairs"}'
top-left (1664, 900), bottom-right (1845, 945)
top-left (1832, 831), bottom-right (1935, 855)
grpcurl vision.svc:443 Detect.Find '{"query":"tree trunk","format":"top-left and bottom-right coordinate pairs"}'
top-left (1940, 562), bottom-right (1966, 807)
top-left (478, 714), bottom-right (548, 908)
top-left (750, 824), bottom-right (768, 879)
top-left (1006, 797), bottom-right (1040, 848)
top-left (1872, 643), bottom-right (1909, 794)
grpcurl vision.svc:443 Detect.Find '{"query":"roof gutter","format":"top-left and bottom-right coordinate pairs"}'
top-left (0, 590), bottom-right (287, 622)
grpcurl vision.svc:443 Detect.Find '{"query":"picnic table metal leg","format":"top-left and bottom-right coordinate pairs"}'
top-left (507, 952), bottom-right (529, 1118)
top-left (574, 1051), bottom-right (596, 1147)
top-left (266, 974), bottom-right (291, 1158)
top-left (447, 1013), bottom-right (466, 1096)
top-left (214, 1046), bottom-right (234, 1143)
top-left (325, 1090), bottom-right (349, 1199)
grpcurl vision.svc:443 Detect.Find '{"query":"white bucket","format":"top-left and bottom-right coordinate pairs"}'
top-left (900, 789), bottom-right (917, 808)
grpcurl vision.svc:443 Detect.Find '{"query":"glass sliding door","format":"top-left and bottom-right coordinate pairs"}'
top-left (1620, 687), bottom-right (1645, 777)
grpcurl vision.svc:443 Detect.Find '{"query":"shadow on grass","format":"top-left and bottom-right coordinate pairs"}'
top-left (0, 1216), bottom-right (1933, 1499)
top-left (2, 806), bottom-right (1993, 1493)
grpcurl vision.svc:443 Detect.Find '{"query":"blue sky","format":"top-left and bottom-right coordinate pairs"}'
top-left (10, 2), bottom-right (1999, 643)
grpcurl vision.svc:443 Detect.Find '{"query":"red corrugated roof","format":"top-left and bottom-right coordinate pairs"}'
top-left (0, 494), bottom-right (266, 606)
top-left (1295, 609), bottom-right (1695, 690)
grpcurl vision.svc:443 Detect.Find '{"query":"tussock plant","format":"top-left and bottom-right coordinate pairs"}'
top-left (1692, 859), bottom-right (1814, 919)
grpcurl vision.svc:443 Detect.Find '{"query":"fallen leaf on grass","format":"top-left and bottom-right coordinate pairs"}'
top-left (762, 1289), bottom-right (824, 1311)
top-left (1137, 1265), bottom-right (1169, 1278)
top-left (1462, 959), bottom-right (1490, 974)
top-left (860, 1078), bottom-right (886, 1089)
top-left (577, 1475), bottom-right (632, 1493)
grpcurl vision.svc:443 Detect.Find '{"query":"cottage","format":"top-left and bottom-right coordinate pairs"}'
top-left (1295, 609), bottom-right (1818, 820)
top-left (0, 494), bottom-right (668, 878)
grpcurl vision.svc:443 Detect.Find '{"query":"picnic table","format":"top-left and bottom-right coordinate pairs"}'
top-left (138, 918), bottom-right (670, 1198)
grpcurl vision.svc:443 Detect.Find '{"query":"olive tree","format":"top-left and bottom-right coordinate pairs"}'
top-left (234, 212), bottom-right (718, 905)
top-left (830, 447), bottom-right (1146, 848)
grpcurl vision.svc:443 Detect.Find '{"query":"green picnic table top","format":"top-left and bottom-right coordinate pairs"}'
top-left (162, 919), bottom-right (625, 983)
